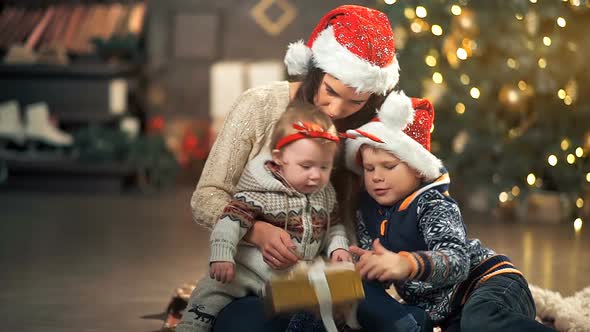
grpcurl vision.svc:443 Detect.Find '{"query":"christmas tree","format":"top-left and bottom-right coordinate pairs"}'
top-left (380, 0), bottom-right (589, 227)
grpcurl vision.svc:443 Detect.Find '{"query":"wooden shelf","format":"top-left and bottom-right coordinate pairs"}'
top-left (0, 150), bottom-right (137, 177)
top-left (0, 62), bottom-right (138, 79)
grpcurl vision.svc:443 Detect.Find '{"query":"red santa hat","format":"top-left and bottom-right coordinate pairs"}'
top-left (345, 93), bottom-right (442, 180)
top-left (284, 5), bottom-right (399, 95)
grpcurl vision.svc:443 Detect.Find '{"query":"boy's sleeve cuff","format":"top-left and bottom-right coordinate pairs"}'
top-left (398, 251), bottom-right (419, 280)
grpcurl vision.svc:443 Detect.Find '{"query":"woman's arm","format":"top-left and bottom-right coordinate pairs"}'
top-left (244, 221), bottom-right (299, 269)
top-left (190, 90), bottom-right (259, 230)
top-left (190, 84), bottom-right (299, 268)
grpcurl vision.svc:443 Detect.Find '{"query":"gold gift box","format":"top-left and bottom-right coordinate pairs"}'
top-left (264, 263), bottom-right (365, 313)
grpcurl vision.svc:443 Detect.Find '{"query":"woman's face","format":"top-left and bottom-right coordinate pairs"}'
top-left (313, 74), bottom-right (372, 120)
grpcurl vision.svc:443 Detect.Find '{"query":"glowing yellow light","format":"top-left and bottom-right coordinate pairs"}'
top-left (575, 147), bottom-right (583, 157)
top-left (509, 128), bottom-right (519, 139)
top-left (457, 48), bottom-right (468, 60)
top-left (432, 72), bottom-right (444, 84)
top-left (557, 17), bottom-right (567, 27)
top-left (543, 37), bottom-right (552, 46)
top-left (425, 55), bottom-right (437, 67)
top-left (530, 0), bottom-right (537, 3)
top-left (499, 192), bottom-right (509, 203)
top-left (538, 58), bottom-right (547, 69)
top-left (527, 173), bottom-right (536, 186)
top-left (567, 154), bottom-right (576, 164)
top-left (548, 155), bottom-right (558, 166)
top-left (574, 218), bottom-right (583, 232)
top-left (384, 0), bottom-right (397, 4)
top-left (416, 6), bottom-right (428, 18)
top-left (518, 81), bottom-right (528, 91)
top-left (572, 0), bottom-right (581, 6)
top-left (460, 74), bottom-right (470, 85)
top-left (431, 25), bottom-right (443, 36)
top-left (512, 186), bottom-right (521, 196)
top-left (430, 124), bottom-right (435, 133)
top-left (561, 139), bottom-right (570, 151)
top-left (576, 198), bottom-right (584, 208)
top-left (507, 58), bottom-right (518, 69)
top-left (404, 8), bottom-right (416, 19)
top-left (470, 87), bottom-right (481, 99)
top-left (564, 96), bottom-right (573, 105)
top-left (558, 89), bottom-right (567, 99)
top-left (455, 102), bottom-right (466, 114)
top-left (451, 5), bottom-right (462, 15)
top-left (411, 22), bottom-right (423, 33)
top-left (587, 172), bottom-right (590, 182)
top-left (515, 13), bottom-right (524, 20)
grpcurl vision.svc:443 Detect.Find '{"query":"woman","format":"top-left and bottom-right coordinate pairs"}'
top-left (190, 5), bottom-right (404, 331)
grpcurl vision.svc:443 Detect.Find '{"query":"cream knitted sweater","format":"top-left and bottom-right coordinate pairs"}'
top-left (191, 81), bottom-right (291, 229)
top-left (191, 81), bottom-right (358, 240)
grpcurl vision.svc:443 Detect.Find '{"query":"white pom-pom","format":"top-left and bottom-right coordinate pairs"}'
top-left (377, 91), bottom-right (414, 130)
top-left (284, 40), bottom-right (312, 76)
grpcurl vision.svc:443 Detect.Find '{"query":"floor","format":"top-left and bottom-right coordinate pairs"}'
top-left (0, 188), bottom-right (588, 332)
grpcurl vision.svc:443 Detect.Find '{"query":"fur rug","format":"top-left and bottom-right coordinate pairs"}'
top-left (530, 284), bottom-right (590, 331)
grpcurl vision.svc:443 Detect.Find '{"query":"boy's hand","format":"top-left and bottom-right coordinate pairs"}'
top-left (209, 262), bottom-right (235, 283)
top-left (349, 239), bottom-right (412, 282)
top-left (330, 248), bottom-right (353, 262)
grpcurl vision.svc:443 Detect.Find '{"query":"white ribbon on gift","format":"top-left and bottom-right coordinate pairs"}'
top-left (307, 260), bottom-right (356, 332)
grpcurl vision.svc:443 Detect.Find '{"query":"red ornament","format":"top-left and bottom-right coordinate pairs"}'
top-left (148, 116), bottom-right (165, 134)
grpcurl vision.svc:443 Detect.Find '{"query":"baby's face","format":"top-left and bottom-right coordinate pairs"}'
top-left (273, 138), bottom-right (337, 194)
top-left (360, 146), bottom-right (422, 206)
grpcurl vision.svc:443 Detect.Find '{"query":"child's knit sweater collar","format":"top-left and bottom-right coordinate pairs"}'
top-left (236, 153), bottom-right (301, 196)
top-left (381, 168), bottom-right (451, 213)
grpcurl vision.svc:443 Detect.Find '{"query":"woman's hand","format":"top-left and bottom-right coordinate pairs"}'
top-left (330, 249), bottom-right (353, 262)
top-left (349, 239), bottom-right (412, 282)
top-left (244, 221), bottom-right (300, 269)
top-left (210, 262), bottom-right (235, 283)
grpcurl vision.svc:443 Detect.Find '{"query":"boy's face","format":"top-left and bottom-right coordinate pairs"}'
top-left (360, 145), bottom-right (422, 206)
top-left (272, 138), bottom-right (337, 194)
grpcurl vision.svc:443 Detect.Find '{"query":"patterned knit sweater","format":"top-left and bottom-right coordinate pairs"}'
top-left (356, 170), bottom-right (522, 324)
top-left (209, 153), bottom-right (349, 279)
top-left (190, 81), bottom-right (359, 239)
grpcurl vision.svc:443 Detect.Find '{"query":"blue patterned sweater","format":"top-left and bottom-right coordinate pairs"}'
top-left (355, 170), bottom-right (521, 324)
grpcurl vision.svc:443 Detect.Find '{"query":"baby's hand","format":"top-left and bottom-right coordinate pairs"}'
top-left (209, 262), bottom-right (235, 283)
top-left (330, 248), bottom-right (353, 263)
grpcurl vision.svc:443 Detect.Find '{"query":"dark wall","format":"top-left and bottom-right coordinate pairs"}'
top-left (146, 0), bottom-right (375, 120)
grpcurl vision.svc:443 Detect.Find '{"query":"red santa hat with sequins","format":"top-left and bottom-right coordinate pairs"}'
top-left (284, 5), bottom-right (399, 95)
top-left (344, 92), bottom-right (442, 181)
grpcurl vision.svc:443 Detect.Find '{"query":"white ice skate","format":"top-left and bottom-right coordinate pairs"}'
top-left (24, 102), bottom-right (73, 148)
top-left (0, 100), bottom-right (26, 147)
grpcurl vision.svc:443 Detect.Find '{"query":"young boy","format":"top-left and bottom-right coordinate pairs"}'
top-left (177, 103), bottom-right (351, 332)
top-left (344, 93), bottom-right (555, 331)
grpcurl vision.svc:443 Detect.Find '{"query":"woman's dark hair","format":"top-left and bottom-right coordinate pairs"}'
top-left (291, 65), bottom-right (387, 131)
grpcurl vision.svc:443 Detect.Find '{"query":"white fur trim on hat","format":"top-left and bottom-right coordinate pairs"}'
top-left (378, 91), bottom-right (415, 131)
top-left (345, 122), bottom-right (442, 181)
top-left (311, 26), bottom-right (400, 95)
top-left (284, 40), bottom-right (312, 76)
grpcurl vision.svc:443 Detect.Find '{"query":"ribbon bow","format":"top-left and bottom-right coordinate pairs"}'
top-left (275, 121), bottom-right (340, 149)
